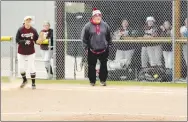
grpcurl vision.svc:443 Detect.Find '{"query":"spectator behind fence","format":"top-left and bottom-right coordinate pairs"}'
top-left (141, 16), bottom-right (162, 68)
top-left (159, 21), bottom-right (172, 69)
top-left (112, 19), bottom-right (135, 68)
top-left (180, 17), bottom-right (187, 80)
top-left (113, 19), bottom-right (132, 40)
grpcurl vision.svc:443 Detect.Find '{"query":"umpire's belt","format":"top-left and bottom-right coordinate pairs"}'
top-left (90, 48), bottom-right (106, 54)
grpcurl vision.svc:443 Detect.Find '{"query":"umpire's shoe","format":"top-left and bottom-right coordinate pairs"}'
top-left (20, 81), bottom-right (28, 88)
top-left (32, 84), bottom-right (36, 89)
top-left (100, 81), bottom-right (106, 86)
top-left (90, 83), bottom-right (95, 86)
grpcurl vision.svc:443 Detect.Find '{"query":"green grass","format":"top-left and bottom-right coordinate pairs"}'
top-left (1, 76), bottom-right (187, 88)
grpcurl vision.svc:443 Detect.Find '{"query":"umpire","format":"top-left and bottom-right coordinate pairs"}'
top-left (81, 8), bottom-right (112, 86)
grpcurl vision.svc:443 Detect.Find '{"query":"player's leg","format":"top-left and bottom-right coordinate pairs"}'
top-left (163, 51), bottom-right (168, 68)
top-left (141, 47), bottom-right (149, 68)
top-left (46, 50), bottom-right (53, 77)
top-left (98, 51), bottom-right (109, 86)
top-left (183, 44), bottom-right (187, 80)
top-left (147, 46), bottom-right (156, 66)
top-left (154, 45), bottom-right (163, 66)
top-left (40, 49), bottom-right (48, 73)
top-left (43, 50), bottom-right (53, 79)
top-left (183, 44), bottom-right (187, 65)
top-left (28, 53), bottom-right (36, 89)
top-left (167, 51), bottom-right (173, 69)
top-left (123, 49), bottom-right (135, 66)
top-left (49, 50), bottom-right (53, 75)
top-left (163, 51), bottom-right (173, 69)
top-left (88, 49), bottom-right (97, 86)
top-left (40, 49), bottom-right (45, 60)
top-left (18, 54), bottom-right (27, 88)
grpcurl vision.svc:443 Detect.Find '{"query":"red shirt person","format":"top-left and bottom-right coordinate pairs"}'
top-left (16, 16), bottom-right (39, 89)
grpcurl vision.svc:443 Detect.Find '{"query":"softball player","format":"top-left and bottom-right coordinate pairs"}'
top-left (16, 16), bottom-right (39, 89)
top-left (141, 16), bottom-right (162, 68)
top-left (180, 18), bottom-right (188, 80)
top-left (180, 18), bottom-right (188, 65)
top-left (38, 21), bottom-right (53, 79)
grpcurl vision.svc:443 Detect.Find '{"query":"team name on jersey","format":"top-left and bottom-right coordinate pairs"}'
top-left (21, 33), bottom-right (34, 38)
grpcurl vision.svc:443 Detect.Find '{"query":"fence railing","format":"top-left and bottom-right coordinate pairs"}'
top-left (1, 36), bottom-right (14, 81)
top-left (56, 38), bottom-right (187, 82)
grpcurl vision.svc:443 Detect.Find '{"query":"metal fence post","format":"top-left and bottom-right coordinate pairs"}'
top-left (172, 0), bottom-right (175, 83)
top-left (15, 42), bottom-right (18, 78)
top-left (53, 37), bottom-right (57, 80)
top-left (9, 37), bottom-right (14, 81)
top-left (48, 39), bottom-right (51, 79)
top-left (187, 0), bottom-right (188, 83)
top-left (53, 2), bottom-right (57, 80)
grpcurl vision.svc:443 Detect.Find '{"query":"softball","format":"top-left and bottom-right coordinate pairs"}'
top-left (153, 74), bottom-right (159, 79)
top-left (42, 39), bottom-right (49, 44)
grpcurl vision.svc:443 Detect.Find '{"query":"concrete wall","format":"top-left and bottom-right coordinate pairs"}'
top-left (1, 1), bottom-right (55, 57)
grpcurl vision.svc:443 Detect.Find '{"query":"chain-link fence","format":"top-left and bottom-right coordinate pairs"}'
top-left (1, 37), bottom-right (14, 80)
top-left (2, 1), bottom-right (186, 82)
top-left (54, 0), bottom-right (187, 82)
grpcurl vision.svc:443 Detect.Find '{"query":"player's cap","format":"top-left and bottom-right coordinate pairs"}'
top-left (92, 8), bottom-right (102, 16)
top-left (43, 21), bottom-right (50, 26)
top-left (24, 16), bottom-right (33, 21)
top-left (146, 16), bottom-right (155, 22)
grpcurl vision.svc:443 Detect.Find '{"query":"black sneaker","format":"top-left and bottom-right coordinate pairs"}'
top-left (90, 83), bottom-right (95, 86)
top-left (100, 81), bottom-right (106, 86)
top-left (20, 81), bottom-right (28, 88)
top-left (32, 84), bottom-right (36, 89)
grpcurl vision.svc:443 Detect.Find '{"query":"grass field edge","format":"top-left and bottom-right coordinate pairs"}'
top-left (1, 76), bottom-right (187, 88)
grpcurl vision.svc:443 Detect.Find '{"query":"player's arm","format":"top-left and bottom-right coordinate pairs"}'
top-left (33, 29), bottom-right (39, 44)
top-left (106, 23), bottom-right (112, 46)
top-left (16, 28), bottom-right (25, 44)
top-left (81, 24), bottom-right (90, 50)
top-left (36, 31), bottom-right (44, 45)
top-left (50, 29), bottom-right (53, 47)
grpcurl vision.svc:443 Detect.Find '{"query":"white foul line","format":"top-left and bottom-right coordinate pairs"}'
top-left (1, 111), bottom-right (187, 119)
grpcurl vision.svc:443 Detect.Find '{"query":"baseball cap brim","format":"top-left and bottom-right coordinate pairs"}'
top-left (24, 16), bottom-right (32, 21)
top-left (43, 21), bottom-right (50, 26)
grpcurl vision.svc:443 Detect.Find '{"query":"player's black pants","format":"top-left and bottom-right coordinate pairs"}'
top-left (87, 49), bottom-right (109, 83)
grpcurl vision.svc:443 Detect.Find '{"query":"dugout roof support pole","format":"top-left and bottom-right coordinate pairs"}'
top-left (174, 0), bottom-right (182, 79)
top-left (55, 1), bottom-right (65, 79)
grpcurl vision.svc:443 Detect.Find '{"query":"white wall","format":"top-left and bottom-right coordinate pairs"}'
top-left (1, 1), bottom-right (55, 57)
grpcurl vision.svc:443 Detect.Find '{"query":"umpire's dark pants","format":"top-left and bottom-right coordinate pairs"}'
top-left (88, 49), bottom-right (109, 83)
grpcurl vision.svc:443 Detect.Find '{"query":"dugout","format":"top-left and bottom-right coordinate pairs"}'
top-left (55, 0), bottom-right (187, 80)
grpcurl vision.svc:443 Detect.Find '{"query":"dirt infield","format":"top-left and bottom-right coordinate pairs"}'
top-left (1, 82), bottom-right (187, 121)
